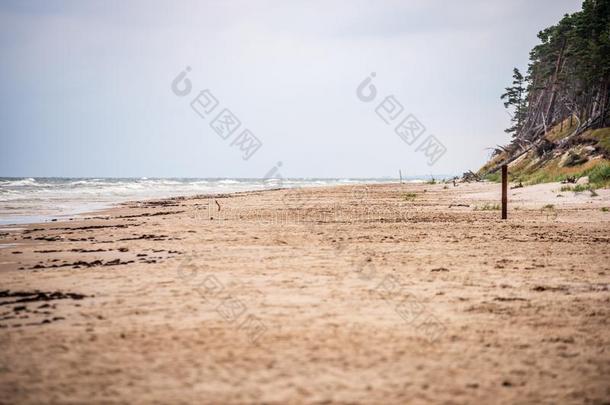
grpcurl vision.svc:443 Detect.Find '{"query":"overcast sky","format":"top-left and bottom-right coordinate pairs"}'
top-left (0, 0), bottom-right (583, 178)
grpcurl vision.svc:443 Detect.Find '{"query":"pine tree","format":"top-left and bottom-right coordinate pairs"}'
top-left (501, 68), bottom-right (527, 136)
top-left (501, 0), bottom-right (610, 145)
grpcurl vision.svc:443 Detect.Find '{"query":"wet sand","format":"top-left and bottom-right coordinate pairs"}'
top-left (0, 182), bottom-right (609, 404)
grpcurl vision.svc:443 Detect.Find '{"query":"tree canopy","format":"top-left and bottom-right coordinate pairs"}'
top-left (501, 0), bottom-right (610, 147)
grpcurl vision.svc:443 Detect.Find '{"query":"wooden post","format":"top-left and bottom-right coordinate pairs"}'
top-left (501, 164), bottom-right (508, 220)
top-left (399, 170), bottom-right (403, 184)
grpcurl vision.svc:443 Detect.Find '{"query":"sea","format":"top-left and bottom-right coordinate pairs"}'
top-left (0, 177), bottom-right (444, 226)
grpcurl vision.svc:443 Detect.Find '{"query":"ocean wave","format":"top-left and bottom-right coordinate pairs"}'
top-left (216, 179), bottom-right (241, 185)
top-left (0, 178), bottom-right (408, 225)
top-left (0, 178), bottom-right (38, 187)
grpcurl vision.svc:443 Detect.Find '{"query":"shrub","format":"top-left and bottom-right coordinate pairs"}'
top-left (484, 172), bottom-right (501, 182)
top-left (586, 162), bottom-right (610, 187)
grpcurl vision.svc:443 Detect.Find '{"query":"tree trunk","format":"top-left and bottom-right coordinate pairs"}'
top-left (598, 78), bottom-right (609, 127)
top-left (545, 38), bottom-right (567, 127)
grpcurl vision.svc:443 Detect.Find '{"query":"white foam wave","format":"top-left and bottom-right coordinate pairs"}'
top-left (0, 177), bottom-right (408, 225)
top-left (0, 178), bottom-right (37, 187)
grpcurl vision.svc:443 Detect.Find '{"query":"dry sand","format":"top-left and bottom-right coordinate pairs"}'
top-left (0, 182), bottom-right (609, 404)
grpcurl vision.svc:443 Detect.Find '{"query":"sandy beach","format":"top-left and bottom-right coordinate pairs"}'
top-left (0, 182), bottom-right (609, 404)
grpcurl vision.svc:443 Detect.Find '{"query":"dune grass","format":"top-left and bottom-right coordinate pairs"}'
top-left (475, 203), bottom-right (500, 211)
top-left (402, 192), bottom-right (417, 201)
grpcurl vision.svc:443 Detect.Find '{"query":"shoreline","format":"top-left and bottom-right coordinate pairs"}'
top-left (2, 177), bottom-right (608, 229)
top-left (0, 178), bottom-right (427, 227)
top-left (0, 182), bottom-right (609, 403)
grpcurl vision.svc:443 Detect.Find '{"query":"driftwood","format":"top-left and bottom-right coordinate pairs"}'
top-left (561, 176), bottom-right (577, 184)
top-left (461, 171), bottom-right (481, 182)
top-left (511, 181), bottom-right (524, 189)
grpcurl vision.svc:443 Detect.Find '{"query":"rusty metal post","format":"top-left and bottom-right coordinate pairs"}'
top-left (501, 164), bottom-right (508, 219)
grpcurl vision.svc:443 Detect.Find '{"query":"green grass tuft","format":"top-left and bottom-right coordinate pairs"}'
top-left (585, 162), bottom-right (610, 188)
top-left (573, 184), bottom-right (592, 193)
top-left (402, 192), bottom-right (417, 201)
top-left (475, 203), bottom-right (500, 211)
top-left (587, 128), bottom-right (610, 154)
top-left (484, 172), bottom-right (501, 183)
